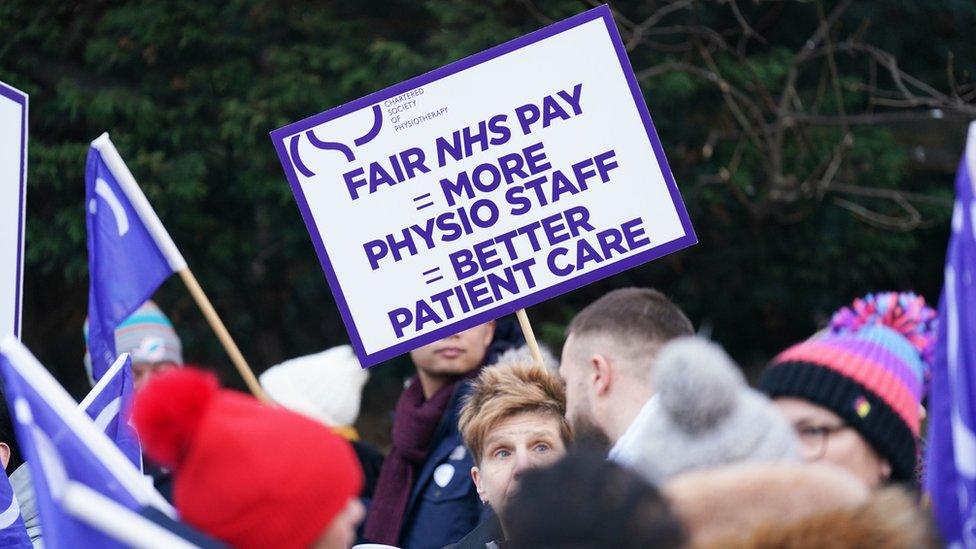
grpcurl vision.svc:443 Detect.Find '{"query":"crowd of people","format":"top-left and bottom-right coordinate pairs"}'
top-left (1, 286), bottom-right (942, 548)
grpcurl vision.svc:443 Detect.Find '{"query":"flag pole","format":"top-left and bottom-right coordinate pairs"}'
top-left (78, 354), bottom-right (129, 411)
top-left (92, 133), bottom-right (269, 403)
top-left (515, 309), bottom-right (544, 367)
top-left (177, 268), bottom-right (270, 403)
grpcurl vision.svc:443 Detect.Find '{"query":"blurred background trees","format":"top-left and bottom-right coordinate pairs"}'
top-left (0, 1), bottom-right (972, 407)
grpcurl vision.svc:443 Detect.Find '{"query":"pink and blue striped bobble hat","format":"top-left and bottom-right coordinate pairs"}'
top-left (759, 292), bottom-right (936, 481)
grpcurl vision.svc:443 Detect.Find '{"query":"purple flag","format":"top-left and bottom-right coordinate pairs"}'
top-left (79, 354), bottom-right (141, 469)
top-left (926, 121), bottom-right (976, 547)
top-left (0, 337), bottom-right (175, 548)
top-left (0, 466), bottom-right (30, 548)
top-left (85, 133), bottom-right (186, 381)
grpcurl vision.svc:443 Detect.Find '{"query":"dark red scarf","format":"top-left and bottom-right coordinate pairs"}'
top-left (363, 377), bottom-right (460, 544)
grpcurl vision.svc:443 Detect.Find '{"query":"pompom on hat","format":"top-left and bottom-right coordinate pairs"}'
top-left (132, 368), bottom-right (363, 549)
top-left (633, 337), bottom-right (797, 481)
top-left (759, 292), bottom-right (937, 481)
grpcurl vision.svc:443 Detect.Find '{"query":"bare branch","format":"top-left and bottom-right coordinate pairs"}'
top-left (617, 0), bottom-right (969, 230)
top-left (790, 109), bottom-right (946, 126)
top-left (804, 133), bottom-right (853, 199)
top-left (815, 0), bottom-right (849, 136)
top-left (832, 183), bottom-right (952, 207)
top-left (625, 0), bottom-right (694, 51)
top-left (518, 0), bottom-right (555, 25)
top-left (725, 0), bottom-right (768, 53)
top-left (803, 0), bottom-right (854, 62)
top-left (947, 51), bottom-right (960, 100)
top-left (832, 197), bottom-right (926, 232)
top-left (640, 25), bottom-right (732, 49)
top-left (772, 0), bottom-right (853, 189)
top-left (586, 0), bottom-right (636, 31)
top-left (695, 41), bottom-right (769, 149)
top-left (636, 60), bottom-right (761, 116)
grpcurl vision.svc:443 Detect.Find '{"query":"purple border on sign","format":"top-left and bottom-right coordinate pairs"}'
top-left (269, 4), bottom-right (697, 367)
top-left (0, 81), bottom-right (27, 339)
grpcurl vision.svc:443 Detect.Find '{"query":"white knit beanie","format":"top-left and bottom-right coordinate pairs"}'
top-left (633, 337), bottom-right (798, 482)
top-left (259, 345), bottom-right (369, 428)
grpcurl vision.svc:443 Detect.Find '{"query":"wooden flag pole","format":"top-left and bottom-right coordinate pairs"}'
top-left (91, 134), bottom-right (269, 403)
top-left (515, 308), bottom-right (545, 367)
top-left (178, 268), bottom-right (271, 403)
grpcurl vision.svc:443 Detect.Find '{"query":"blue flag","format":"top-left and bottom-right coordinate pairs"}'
top-left (79, 354), bottom-right (141, 469)
top-left (926, 121), bottom-right (976, 547)
top-left (86, 133), bottom-right (185, 381)
top-left (0, 468), bottom-right (30, 548)
top-left (0, 338), bottom-right (174, 549)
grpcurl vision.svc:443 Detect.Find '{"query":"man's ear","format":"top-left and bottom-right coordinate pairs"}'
top-left (471, 466), bottom-right (488, 505)
top-left (591, 354), bottom-right (613, 397)
top-left (0, 442), bottom-right (10, 470)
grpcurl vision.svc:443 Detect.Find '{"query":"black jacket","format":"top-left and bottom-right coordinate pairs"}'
top-left (443, 513), bottom-right (505, 549)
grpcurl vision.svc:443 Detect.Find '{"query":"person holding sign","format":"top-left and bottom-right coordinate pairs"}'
top-left (363, 322), bottom-right (500, 549)
top-left (447, 359), bottom-right (571, 548)
top-left (558, 288), bottom-right (693, 463)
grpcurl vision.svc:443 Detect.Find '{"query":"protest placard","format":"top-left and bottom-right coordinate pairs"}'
top-left (270, 5), bottom-right (696, 366)
top-left (0, 81), bottom-right (27, 340)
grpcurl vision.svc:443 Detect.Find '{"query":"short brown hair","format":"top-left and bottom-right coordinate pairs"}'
top-left (567, 287), bottom-right (693, 342)
top-left (459, 361), bottom-right (571, 465)
top-left (564, 288), bottom-right (693, 380)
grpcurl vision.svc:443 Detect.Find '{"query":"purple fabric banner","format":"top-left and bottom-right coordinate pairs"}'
top-left (79, 355), bottom-right (141, 469)
top-left (926, 121), bottom-right (976, 547)
top-left (85, 143), bottom-right (175, 380)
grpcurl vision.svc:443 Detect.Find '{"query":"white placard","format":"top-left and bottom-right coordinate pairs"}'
top-left (0, 81), bottom-right (28, 340)
top-left (271, 6), bottom-right (696, 366)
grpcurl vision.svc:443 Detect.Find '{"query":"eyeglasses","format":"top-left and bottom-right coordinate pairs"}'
top-left (792, 422), bottom-right (849, 461)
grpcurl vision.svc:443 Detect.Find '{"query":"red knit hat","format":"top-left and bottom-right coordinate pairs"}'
top-left (132, 368), bottom-right (363, 549)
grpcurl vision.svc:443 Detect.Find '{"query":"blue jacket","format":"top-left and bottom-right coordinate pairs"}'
top-left (399, 381), bottom-right (483, 549)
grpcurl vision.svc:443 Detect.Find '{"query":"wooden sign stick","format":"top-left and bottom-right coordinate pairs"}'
top-left (515, 308), bottom-right (545, 367)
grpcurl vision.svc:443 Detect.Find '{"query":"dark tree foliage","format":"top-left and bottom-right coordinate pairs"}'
top-left (0, 1), bottom-right (972, 400)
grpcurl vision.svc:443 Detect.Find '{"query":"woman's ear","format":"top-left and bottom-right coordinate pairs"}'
top-left (471, 466), bottom-right (488, 505)
top-left (879, 458), bottom-right (892, 482)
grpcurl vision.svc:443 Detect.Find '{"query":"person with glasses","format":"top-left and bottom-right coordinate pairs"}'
top-left (759, 292), bottom-right (936, 488)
